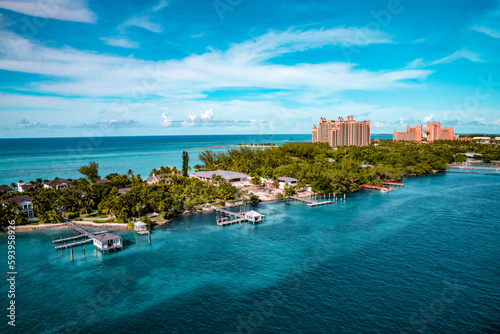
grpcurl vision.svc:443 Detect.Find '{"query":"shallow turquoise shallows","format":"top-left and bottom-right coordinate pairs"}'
top-left (1, 171), bottom-right (499, 333)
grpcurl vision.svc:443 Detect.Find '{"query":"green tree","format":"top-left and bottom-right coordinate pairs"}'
top-left (79, 161), bottom-right (100, 183)
top-left (251, 176), bottom-right (262, 186)
top-left (182, 151), bottom-right (189, 177)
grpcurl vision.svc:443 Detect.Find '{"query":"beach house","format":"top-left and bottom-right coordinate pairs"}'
top-left (191, 170), bottom-right (250, 183)
top-left (43, 178), bottom-right (72, 190)
top-left (1, 195), bottom-right (35, 218)
top-left (93, 233), bottom-right (123, 252)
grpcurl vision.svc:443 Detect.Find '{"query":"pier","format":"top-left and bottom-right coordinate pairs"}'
top-left (359, 184), bottom-right (394, 192)
top-left (290, 195), bottom-right (335, 206)
top-left (444, 170), bottom-right (500, 176)
top-left (383, 182), bottom-right (404, 187)
top-left (53, 231), bottom-right (107, 244)
top-left (53, 222), bottom-right (123, 252)
top-left (213, 207), bottom-right (264, 226)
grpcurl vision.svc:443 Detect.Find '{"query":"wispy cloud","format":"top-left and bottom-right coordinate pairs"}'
top-left (0, 27), bottom-right (430, 98)
top-left (118, 15), bottom-right (163, 33)
top-left (407, 48), bottom-right (484, 68)
top-left (100, 36), bottom-right (139, 49)
top-left (152, 0), bottom-right (168, 12)
top-left (471, 25), bottom-right (500, 39)
top-left (0, 0), bottom-right (96, 23)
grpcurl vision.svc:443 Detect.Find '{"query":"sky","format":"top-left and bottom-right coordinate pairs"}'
top-left (0, 0), bottom-right (499, 138)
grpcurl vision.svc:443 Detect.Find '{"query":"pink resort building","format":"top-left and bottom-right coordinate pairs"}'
top-left (312, 116), bottom-right (371, 148)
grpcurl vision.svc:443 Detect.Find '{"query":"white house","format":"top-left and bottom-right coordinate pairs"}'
top-left (133, 221), bottom-right (148, 235)
top-left (1, 195), bottom-right (35, 218)
top-left (93, 233), bottom-right (123, 252)
top-left (244, 210), bottom-right (263, 223)
top-left (43, 178), bottom-right (72, 190)
top-left (17, 180), bottom-right (34, 193)
top-left (278, 177), bottom-right (298, 189)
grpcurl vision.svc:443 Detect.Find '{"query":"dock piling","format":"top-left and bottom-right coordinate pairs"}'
top-left (71, 248), bottom-right (74, 261)
top-left (83, 248), bottom-right (86, 258)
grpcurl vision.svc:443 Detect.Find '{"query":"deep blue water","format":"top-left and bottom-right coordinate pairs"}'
top-left (0, 134), bottom-right (391, 185)
top-left (1, 171), bottom-right (499, 333)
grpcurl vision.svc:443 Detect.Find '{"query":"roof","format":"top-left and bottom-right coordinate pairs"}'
top-left (245, 210), bottom-right (262, 217)
top-left (117, 188), bottom-right (132, 195)
top-left (93, 232), bottom-right (121, 242)
top-left (73, 189), bottom-right (87, 195)
top-left (2, 195), bottom-right (33, 206)
top-left (278, 176), bottom-right (298, 182)
top-left (192, 170), bottom-right (250, 181)
top-left (95, 179), bottom-right (110, 184)
top-left (0, 185), bottom-right (13, 192)
top-left (134, 221), bottom-right (146, 226)
top-left (45, 178), bottom-right (72, 186)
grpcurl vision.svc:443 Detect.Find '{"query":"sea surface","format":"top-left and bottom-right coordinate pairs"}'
top-left (1, 171), bottom-right (499, 333)
top-left (0, 134), bottom-right (391, 186)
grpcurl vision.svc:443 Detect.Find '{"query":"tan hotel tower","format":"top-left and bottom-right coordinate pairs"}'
top-left (312, 116), bottom-right (371, 148)
top-left (393, 122), bottom-right (454, 142)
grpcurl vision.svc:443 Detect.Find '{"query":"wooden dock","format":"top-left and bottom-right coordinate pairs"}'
top-left (383, 182), bottom-right (404, 187)
top-left (213, 207), bottom-right (264, 226)
top-left (360, 184), bottom-right (394, 192)
top-left (291, 195), bottom-right (335, 206)
top-left (54, 239), bottom-right (93, 250)
top-left (445, 170), bottom-right (500, 176)
top-left (53, 231), bottom-right (107, 244)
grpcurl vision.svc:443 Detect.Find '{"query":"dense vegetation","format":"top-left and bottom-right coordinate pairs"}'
top-left (195, 139), bottom-right (500, 194)
top-left (1, 139), bottom-right (499, 227)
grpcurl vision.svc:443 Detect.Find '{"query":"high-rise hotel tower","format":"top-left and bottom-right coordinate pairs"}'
top-left (312, 116), bottom-right (371, 148)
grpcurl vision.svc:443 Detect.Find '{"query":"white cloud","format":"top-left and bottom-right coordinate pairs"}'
top-left (423, 114), bottom-right (434, 122)
top-left (100, 37), bottom-right (139, 49)
top-left (182, 112), bottom-right (198, 127)
top-left (474, 117), bottom-right (486, 124)
top-left (0, 0), bottom-right (96, 23)
top-left (494, 119), bottom-right (500, 126)
top-left (0, 27), bottom-right (430, 100)
top-left (407, 49), bottom-right (484, 68)
top-left (153, 0), bottom-right (168, 11)
top-left (471, 26), bottom-right (500, 39)
top-left (161, 113), bottom-right (172, 126)
top-left (373, 121), bottom-right (385, 127)
top-left (200, 108), bottom-right (214, 120)
top-left (118, 15), bottom-right (163, 33)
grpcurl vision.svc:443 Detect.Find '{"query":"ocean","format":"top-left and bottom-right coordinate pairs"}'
top-left (0, 134), bottom-right (391, 185)
top-left (0, 172), bottom-right (499, 333)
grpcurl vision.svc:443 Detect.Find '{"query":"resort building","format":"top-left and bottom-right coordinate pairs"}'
top-left (278, 176), bottom-right (298, 189)
top-left (191, 170), bottom-right (250, 183)
top-left (43, 178), bottom-right (72, 190)
top-left (93, 233), bottom-right (123, 252)
top-left (1, 195), bottom-right (35, 218)
top-left (393, 122), bottom-right (454, 142)
top-left (17, 180), bottom-right (34, 193)
top-left (312, 116), bottom-right (371, 148)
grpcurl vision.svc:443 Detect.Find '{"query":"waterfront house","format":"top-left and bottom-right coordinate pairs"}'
top-left (133, 221), bottom-right (148, 235)
top-left (0, 185), bottom-right (14, 193)
top-left (1, 195), bottom-right (35, 218)
top-left (73, 189), bottom-right (87, 197)
top-left (44, 178), bottom-right (72, 190)
top-left (145, 174), bottom-right (175, 186)
top-left (17, 180), bottom-right (34, 193)
top-left (278, 176), bottom-right (298, 189)
top-left (93, 233), bottom-right (123, 252)
top-left (244, 210), bottom-right (263, 223)
top-left (191, 170), bottom-right (250, 183)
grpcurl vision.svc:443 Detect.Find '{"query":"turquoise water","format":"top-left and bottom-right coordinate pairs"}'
top-left (0, 134), bottom-right (391, 185)
top-left (1, 171), bottom-right (499, 333)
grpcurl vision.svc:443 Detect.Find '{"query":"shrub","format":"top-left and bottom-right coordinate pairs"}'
top-left (66, 212), bottom-right (79, 219)
top-left (127, 222), bottom-right (134, 229)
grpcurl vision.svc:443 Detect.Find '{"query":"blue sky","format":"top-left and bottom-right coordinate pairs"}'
top-left (0, 0), bottom-right (499, 137)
